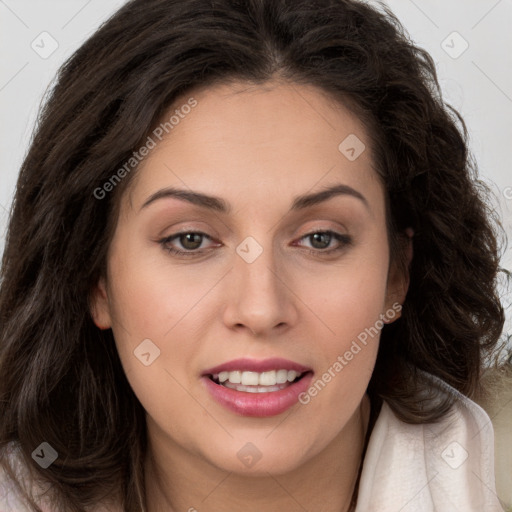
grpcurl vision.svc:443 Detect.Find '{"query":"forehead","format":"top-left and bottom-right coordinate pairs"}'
top-left (125, 80), bottom-right (383, 215)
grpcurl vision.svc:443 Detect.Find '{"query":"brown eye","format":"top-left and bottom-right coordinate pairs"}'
top-left (296, 230), bottom-right (352, 256)
top-left (309, 232), bottom-right (333, 249)
top-left (158, 231), bottom-right (217, 256)
top-left (178, 233), bottom-right (204, 250)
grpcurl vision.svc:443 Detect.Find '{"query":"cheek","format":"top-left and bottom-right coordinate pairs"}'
top-left (294, 260), bottom-right (386, 441)
top-left (107, 272), bottom-right (198, 432)
top-left (107, 236), bottom-right (221, 339)
top-left (105, 246), bottom-right (227, 423)
top-left (293, 240), bottom-right (388, 414)
top-left (303, 247), bottom-right (389, 349)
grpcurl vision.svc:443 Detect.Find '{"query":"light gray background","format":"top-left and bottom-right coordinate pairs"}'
top-left (1, 0), bottom-right (511, 342)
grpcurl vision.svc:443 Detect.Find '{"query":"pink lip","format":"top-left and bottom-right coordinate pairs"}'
top-left (202, 357), bottom-right (312, 376)
top-left (201, 358), bottom-right (314, 417)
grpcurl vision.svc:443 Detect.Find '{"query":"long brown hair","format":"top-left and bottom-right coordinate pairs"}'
top-left (0, 0), bottom-right (507, 510)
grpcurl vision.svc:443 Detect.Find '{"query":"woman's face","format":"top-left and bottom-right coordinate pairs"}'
top-left (91, 80), bottom-right (407, 476)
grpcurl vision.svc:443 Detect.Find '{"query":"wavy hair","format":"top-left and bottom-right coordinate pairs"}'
top-left (0, 0), bottom-right (507, 510)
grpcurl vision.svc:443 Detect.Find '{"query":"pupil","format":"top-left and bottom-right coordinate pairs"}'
top-left (181, 233), bottom-right (202, 250)
top-left (311, 232), bottom-right (331, 249)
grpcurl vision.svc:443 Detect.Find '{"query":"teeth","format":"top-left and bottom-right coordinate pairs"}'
top-left (228, 370), bottom-right (241, 384)
top-left (276, 369), bottom-right (288, 384)
top-left (259, 370), bottom-right (276, 386)
top-left (287, 370), bottom-right (298, 382)
top-left (213, 369), bottom-right (304, 387)
top-left (241, 371), bottom-right (259, 386)
top-left (223, 382), bottom-right (285, 393)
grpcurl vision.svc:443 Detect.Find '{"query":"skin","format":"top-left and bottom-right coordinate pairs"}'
top-left (91, 79), bottom-right (410, 512)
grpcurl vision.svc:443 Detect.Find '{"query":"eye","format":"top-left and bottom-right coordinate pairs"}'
top-left (296, 230), bottom-right (352, 255)
top-left (158, 229), bottom-right (352, 258)
top-left (158, 231), bottom-right (218, 256)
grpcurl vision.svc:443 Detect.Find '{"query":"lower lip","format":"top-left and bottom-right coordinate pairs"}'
top-left (201, 373), bottom-right (314, 417)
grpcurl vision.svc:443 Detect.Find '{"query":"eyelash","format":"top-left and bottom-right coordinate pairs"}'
top-left (158, 230), bottom-right (352, 258)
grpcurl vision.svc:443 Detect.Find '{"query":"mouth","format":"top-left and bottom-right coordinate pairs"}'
top-left (207, 369), bottom-right (311, 393)
top-left (201, 358), bottom-right (314, 417)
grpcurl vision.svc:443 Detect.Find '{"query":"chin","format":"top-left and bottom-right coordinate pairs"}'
top-left (203, 439), bottom-right (312, 476)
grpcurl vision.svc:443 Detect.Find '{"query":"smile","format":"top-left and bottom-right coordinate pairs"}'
top-left (211, 369), bottom-right (305, 392)
top-left (201, 358), bottom-right (314, 417)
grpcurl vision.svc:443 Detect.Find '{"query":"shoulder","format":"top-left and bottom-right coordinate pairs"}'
top-left (356, 371), bottom-right (508, 512)
top-left (474, 365), bottom-right (512, 511)
top-left (0, 443), bottom-right (122, 512)
top-left (0, 443), bottom-right (37, 512)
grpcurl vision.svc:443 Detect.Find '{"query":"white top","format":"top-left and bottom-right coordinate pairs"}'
top-left (0, 375), bottom-right (507, 511)
top-left (355, 375), bottom-right (506, 511)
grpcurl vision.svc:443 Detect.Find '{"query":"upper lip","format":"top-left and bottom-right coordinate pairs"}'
top-left (202, 358), bottom-right (312, 376)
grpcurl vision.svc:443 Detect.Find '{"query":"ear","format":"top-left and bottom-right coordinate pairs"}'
top-left (383, 228), bottom-right (413, 322)
top-left (89, 276), bottom-right (112, 330)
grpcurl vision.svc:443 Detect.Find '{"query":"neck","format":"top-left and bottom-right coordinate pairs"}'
top-left (145, 394), bottom-right (371, 512)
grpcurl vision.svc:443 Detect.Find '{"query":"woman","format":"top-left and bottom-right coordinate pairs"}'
top-left (0, 0), bottom-right (509, 510)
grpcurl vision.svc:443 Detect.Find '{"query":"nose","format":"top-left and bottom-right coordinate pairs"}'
top-left (222, 242), bottom-right (299, 337)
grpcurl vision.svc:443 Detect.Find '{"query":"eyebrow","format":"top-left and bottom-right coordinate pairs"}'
top-left (140, 183), bottom-right (369, 213)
